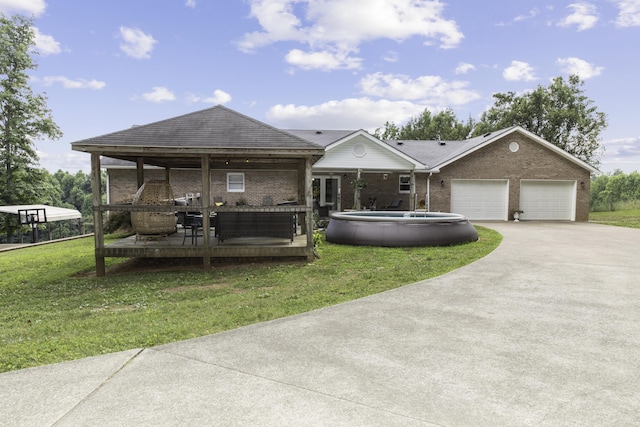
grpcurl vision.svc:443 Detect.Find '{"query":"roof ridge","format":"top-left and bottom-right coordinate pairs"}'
top-left (215, 106), bottom-right (324, 149)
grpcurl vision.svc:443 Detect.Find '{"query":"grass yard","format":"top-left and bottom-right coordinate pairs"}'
top-left (589, 208), bottom-right (640, 228)
top-left (0, 227), bottom-right (500, 372)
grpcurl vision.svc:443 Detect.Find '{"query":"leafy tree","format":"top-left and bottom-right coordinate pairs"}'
top-left (375, 120), bottom-right (401, 140)
top-left (51, 169), bottom-right (96, 217)
top-left (375, 109), bottom-right (474, 141)
top-left (0, 14), bottom-right (62, 241)
top-left (473, 75), bottom-right (607, 167)
top-left (590, 170), bottom-right (640, 211)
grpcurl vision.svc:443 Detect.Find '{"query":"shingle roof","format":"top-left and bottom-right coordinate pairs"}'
top-left (285, 127), bottom-right (521, 170)
top-left (72, 105), bottom-right (323, 151)
top-left (384, 127), bottom-right (516, 169)
top-left (283, 129), bottom-right (357, 147)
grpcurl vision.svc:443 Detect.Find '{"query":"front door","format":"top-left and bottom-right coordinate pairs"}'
top-left (313, 176), bottom-right (340, 212)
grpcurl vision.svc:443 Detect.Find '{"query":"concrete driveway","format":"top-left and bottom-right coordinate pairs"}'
top-left (1, 222), bottom-right (639, 426)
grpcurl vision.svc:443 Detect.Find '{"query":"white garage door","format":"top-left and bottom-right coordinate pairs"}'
top-left (451, 180), bottom-right (508, 220)
top-left (520, 180), bottom-right (575, 220)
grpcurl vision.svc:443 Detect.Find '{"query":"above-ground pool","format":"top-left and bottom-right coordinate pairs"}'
top-left (325, 211), bottom-right (478, 247)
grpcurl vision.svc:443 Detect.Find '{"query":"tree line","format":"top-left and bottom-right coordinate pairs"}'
top-left (590, 170), bottom-right (640, 212)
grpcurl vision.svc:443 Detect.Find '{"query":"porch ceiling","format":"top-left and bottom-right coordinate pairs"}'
top-left (83, 150), bottom-right (323, 170)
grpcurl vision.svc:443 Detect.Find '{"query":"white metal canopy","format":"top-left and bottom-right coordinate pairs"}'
top-left (0, 205), bottom-right (82, 222)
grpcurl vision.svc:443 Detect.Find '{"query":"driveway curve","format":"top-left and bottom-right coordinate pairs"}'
top-left (1, 222), bottom-right (639, 426)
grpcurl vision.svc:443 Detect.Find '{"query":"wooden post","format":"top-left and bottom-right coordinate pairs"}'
top-left (201, 155), bottom-right (211, 270)
top-left (297, 159), bottom-right (307, 235)
top-left (410, 170), bottom-right (416, 211)
top-left (91, 153), bottom-right (105, 276)
top-left (136, 157), bottom-right (144, 189)
top-left (305, 156), bottom-right (314, 260)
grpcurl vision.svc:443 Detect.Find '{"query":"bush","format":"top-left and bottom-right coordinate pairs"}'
top-left (105, 211), bottom-right (133, 234)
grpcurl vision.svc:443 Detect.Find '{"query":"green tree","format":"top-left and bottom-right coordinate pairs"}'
top-left (51, 169), bottom-right (96, 217)
top-left (473, 75), bottom-right (607, 167)
top-left (375, 109), bottom-right (474, 141)
top-left (0, 14), bottom-right (62, 241)
top-left (589, 170), bottom-right (640, 211)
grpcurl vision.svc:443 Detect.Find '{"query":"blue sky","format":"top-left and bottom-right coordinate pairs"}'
top-left (4, 0), bottom-right (640, 174)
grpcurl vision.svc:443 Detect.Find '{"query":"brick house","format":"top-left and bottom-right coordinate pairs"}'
top-left (101, 107), bottom-right (596, 223)
top-left (338, 127), bottom-right (597, 222)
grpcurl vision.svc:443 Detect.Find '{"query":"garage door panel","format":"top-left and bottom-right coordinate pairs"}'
top-left (520, 181), bottom-right (575, 220)
top-left (451, 180), bottom-right (508, 221)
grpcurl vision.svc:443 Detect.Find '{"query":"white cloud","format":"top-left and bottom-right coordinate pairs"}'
top-left (0, 0), bottom-right (46, 17)
top-left (383, 51), bottom-right (399, 63)
top-left (285, 49), bottom-right (362, 71)
top-left (613, 0), bottom-right (640, 27)
top-left (185, 0), bottom-right (197, 8)
top-left (497, 7), bottom-right (554, 27)
top-left (40, 76), bottom-right (106, 90)
top-left (601, 136), bottom-right (640, 173)
top-left (266, 98), bottom-right (426, 130)
top-left (141, 87), bottom-right (175, 103)
top-left (514, 8), bottom-right (541, 22)
top-left (557, 57), bottom-right (603, 79)
top-left (503, 60), bottom-right (537, 81)
top-left (238, 0), bottom-right (463, 70)
top-left (454, 62), bottom-right (475, 75)
top-left (187, 89), bottom-right (232, 104)
top-left (558, 2), bottom-right (598, 31)
top-left (32, 27), bottom-right (61, 56)
top-left (36, 149), bottom-right (91, 174)
top-left (119, 26), bottom-right (157, 59)
top-left (359, 73), bottom-right (480, 106)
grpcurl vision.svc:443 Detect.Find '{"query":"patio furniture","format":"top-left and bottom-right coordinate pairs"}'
top-left (175, 198), bottom-right (188, 227)
top-left (216, 211), bottom-right (295, 243)
top-left (313, 200), bottom-right (329, 218)
top-left (383, 199), bottom-right (403, 210)
top-left (131, 180), bottom-right (176, 243)
top-left (182, 214), bottom-right (204, 246)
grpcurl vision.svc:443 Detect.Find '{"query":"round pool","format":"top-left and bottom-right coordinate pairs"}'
top-left (325, 211), bottom-right (478, 247)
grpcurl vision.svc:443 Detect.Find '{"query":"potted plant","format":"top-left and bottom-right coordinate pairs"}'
top-left (512, 209), bottom-right (524, 222)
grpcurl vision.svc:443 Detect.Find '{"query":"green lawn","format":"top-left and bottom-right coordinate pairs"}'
top-left (0, 228), bottom-right (500, 372)
top-left (589, 208), bottom-right (640, 228)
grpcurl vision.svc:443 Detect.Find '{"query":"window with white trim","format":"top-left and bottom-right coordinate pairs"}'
top-left (227, 173), bottom-right (245, 192)
top-left (399, 175), bottom-right (411, 194)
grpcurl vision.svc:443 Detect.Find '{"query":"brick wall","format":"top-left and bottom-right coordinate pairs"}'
top-left (415, 134), bottom-right (591, 221)
top-left (336, 172), bottom-right (411, 210)
top-left (107, 133), bottom-right (591, 220)
top-left (107, 168), bottom-right (298, 206)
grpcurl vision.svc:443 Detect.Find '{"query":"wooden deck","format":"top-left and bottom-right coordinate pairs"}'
top-left (102, 226), bottom-right (312, 259)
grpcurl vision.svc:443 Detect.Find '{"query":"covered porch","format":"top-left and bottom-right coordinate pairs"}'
top-left (72, 106), bottom-right (325, 276)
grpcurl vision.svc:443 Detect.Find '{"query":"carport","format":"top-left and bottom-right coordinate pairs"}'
top-left (0, 204), bottom-right (82, 243)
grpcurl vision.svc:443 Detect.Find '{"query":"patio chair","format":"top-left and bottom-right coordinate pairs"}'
top-left (383, 199), bottom-right (403, 210)
top-left (182, 214), bottom-right (203, 246)
top-left (313, 200), bottom-right (329, 218)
